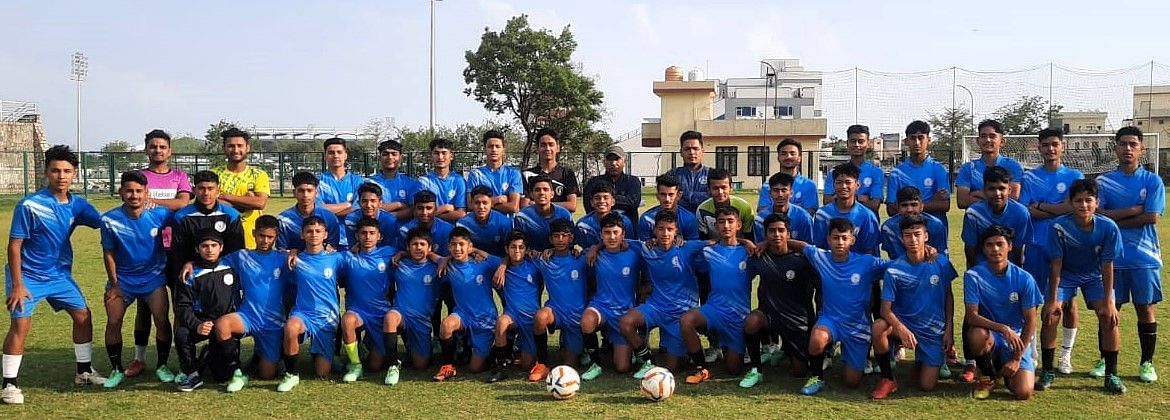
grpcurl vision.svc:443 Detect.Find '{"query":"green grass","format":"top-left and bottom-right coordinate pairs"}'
top-left (1, 193), bottom-right (1169, 418)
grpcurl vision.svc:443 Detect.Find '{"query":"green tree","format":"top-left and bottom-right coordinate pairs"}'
top-left (170, 135), bottom-right (210, 154)
top-left (990, 95), bottom-right (1063, 135)
top-left (204, 119), bottom-right (244, 154)
top-left (927, 106), bottom-right (975, 161)
top-left (393, 122), bottom-right (521, 176)
top-left (463, 14), bottom-right (608, 167)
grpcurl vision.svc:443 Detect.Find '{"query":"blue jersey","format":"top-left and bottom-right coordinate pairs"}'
top-left (368, 172), bottom-right (420, 205)
top-left (824, 160), bottom-right (885, 203)
top-left (803, 246), bottom-right (889, 335)
top-left (1048, 215), bottom-right (1123, 285)
top-left (456, 210), bottom-right (513, 256)
top-left (880, 212), bottom-right (949, 260)
top-left (638, 205), bottom-right (700, 241)
top-left (8, 189), bottom-right (101, 280)
top-left (964, 262), bottom-right (1042, 334)
top-left (445, 255), bottom-right (503, 327)
top-left (956, 156), bottom-right (1025, 192)
top-left (632, 239), bottom-right (706, 316)
top-left (882, 254), bottom-right (958, 336)
top-left (466, 165), bottom-right (524, 200)
top-left (343, 246), bottom-right (396, 315)
top-left (813, 201), bottom-right (880, 255)
top-left (756, 173), bottom-right (820, 211)
top-left (222, 249), bottom-right (289, 328)
top-left (961, 200), bottom-right (1032, 258)
top-left (667, 165), bottom-right (710, 213)
top-left (536, 254), bottom-right (588, 320)
top-left (397, 219), bottom-right (453, 256)
top-left (575, 211), bottom-right (634, 250)
top-left (318, 171), bottom-right (367, 206)
top-left (514, 204), bottom-right (572, 251)
top-left (501, 259), bottom-right (543, 321)
top-left (343, 209), bottom-right (400, 248)
top-left (1020, 165), bottom-right (1084, 246)
top-left (391, 258), bottom-right (439, 321)
top-left (886, 157), bottom-right (951, 227)
top-left (1096, 167), bottom-right (1165, 269)
top-left (276, 206), bottom-right (344, 250)
top-left (700, 243), bottom-right (752, 320)
top-left (290, 250), bottom-right (347, 325)
top-left (590, 248), bottom-right (640, 313)
top-left (418, 172), bottom-right (467, 209)
top-left (753, 205), bottom-right (814, 244)
top-left (100, 206), bottom-right (171, 291)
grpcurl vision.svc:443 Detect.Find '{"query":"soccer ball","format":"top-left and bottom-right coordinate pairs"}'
top-left (640, 367), bottom-right (675, 402)
top-left (546, 365), bottom-right (580, 400)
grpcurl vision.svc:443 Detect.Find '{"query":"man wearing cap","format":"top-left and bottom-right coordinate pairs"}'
top-left (368, 140), bottom-right (421, 220)
top-left (583, 145), bottom-right (642, 222)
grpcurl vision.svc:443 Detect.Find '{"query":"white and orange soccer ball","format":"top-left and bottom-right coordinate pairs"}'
top-left (640, 367), bottom-right (675, 402)
top-left (546, 365), bottom-right (580, 400)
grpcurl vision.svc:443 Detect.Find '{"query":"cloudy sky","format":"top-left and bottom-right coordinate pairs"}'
top-left (2, 0), bottom-right (1169, 149)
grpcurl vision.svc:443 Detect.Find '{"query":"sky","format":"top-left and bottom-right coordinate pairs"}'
top-left (2, 0), bottom-right (1169, 150)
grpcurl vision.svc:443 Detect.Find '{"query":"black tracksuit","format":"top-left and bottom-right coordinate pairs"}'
top-left (174, 259), bottom-right (242, 377)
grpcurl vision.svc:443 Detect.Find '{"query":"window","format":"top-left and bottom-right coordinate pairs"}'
top-left (715, 146), bottom-right (739, 176)
top-left (1063, 124), bottom-right (1070, 133)
top-left (748, 146), bottom-right (768, 176)
top-left (735, 106), bottom-right (757, 117)
top-left (773, 106), bottom-right (793, 117)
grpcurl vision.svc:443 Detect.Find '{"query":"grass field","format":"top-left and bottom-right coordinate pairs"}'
top-left (1, 192), bottom-right (1169, 418)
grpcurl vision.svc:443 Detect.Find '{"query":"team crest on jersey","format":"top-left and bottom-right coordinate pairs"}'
top-left (399, 190), bottom-right (407, 199)
top-left (273, 268), bottom-right (281, 278)
top-left (699, 176), bottom-right (707, 185)
top-left (223, 273), bottom-right (235, 286)
top-left (850, 273), bottom-right (860, 285)
top-left (526, 274), bottom-right (533, 284)
top-left (1140, 188), bottom-right (1148, 200)
top-left (930, 275), bottom-right (939, 286)
top-left (378, 262), bottom-right (387, 272)
top-left (863, 177), bottom-right (872, 187)
top-left (324, 268), bottom-right (334, 279)
top-left (424, 274), bottom-right (433, 285)
top-left (924, 178), bottom-right (934, 187)
top-left (622, 267), bottom-right (631, 276)
top-left (738, 261), bottom-right (747, 271)
top-left (150, 228), bottom-right (159, 237)
top-left (786, 270), bottom-right (796, 280)
top-left (671, 256), bottom-right (682, 269)
top-left (214, 221), bottom-right (226, 232)
top-left (1094, 246), bottom-right (1102, 255)
top-left (476, 274), bottom-right (484, 285)
top-left (795, 192), bottom-right (803, 200)
top-left (1056, 183), bottom-right (1066, 193)
top-left (502, 182), bottom-right (509, 191)
top-left (448, 189), bottom-right (456, 199)
top-left (1009, 292), bottom-right (1019, 303)
top-left (346, 192), bottom-right (354, 201)
top-left (571, 270), bottom-right (579, 280)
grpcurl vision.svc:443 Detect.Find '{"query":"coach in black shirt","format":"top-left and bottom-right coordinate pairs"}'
top-left (583, 145), bottom-right (642, 221)
top-left (523, 128), bottom-right (580, 212)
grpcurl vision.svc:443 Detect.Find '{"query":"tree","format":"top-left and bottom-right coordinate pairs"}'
top-left (463, 15), bottom-right (608, 167)
top-left (170, 135), bottom-right (210, 154)
top-left (99, 140), bottom-right (138, 182)
top-left (204, 119), bottom-right (244, 154)
top-left (990, 95), bottom-right (1063, 135)
top-left (392, 122), bottom-right (521, 176)
top-left (926, 106), bottom-right (975, 162)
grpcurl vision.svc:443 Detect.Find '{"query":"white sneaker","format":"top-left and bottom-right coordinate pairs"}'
top-left (704, 348), bottom-right (723, 364)
top-left (1, 384), bottom-right (23, 404)
top-left (1057, 355), bottom-right (1074, 375)
top-left (895, 347), bottom-right (907, 362)
top-left (74, 369), bottom-right (107, 386)
top-left (743, 353), bottom-right (752, 364)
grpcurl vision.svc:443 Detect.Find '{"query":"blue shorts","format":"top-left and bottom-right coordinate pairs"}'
top-left (109, 276), bottom-right (166, 305)
top-left (698, 305), bottom-right (746, 354)
top-left (6, 270), bottom-right (87, 319)
top-left (1058, 279), bottom-right (1109, 305)
top-left (637, 304), bottom-right (685, 357)
top-left (504, 308), bottom-right (536, 356)
top-left (452, 311), bottom-right (494, 359)
top-left (991, 330), bottom-right (1035, 372)
top-left (1114, 269), bottom-right (1162, 306)
top-left (239, 310), bottom-right (283, 362)
top-left (290, 310), bottom-right (338, 360)
top-left (393, 311), bottom-right (433, 360)
top-left (815, 316), bottom-right (870, 372)
top-left (904, 328), bottom-right (943, 368)
top-left (349, 308), bottom-right (389, 354)
top-left (1023, 247), bottom-right (1051, 300)
top-left (586, 302), bottom-right (628, 346)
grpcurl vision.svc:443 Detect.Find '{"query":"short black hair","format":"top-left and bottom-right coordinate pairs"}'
top-left (144, 129), bottom-right (171, 144)
top-left (654, 209), bottom-right (678, 227)
top-left (1068, 179), bottom-right (1098, 200)
top-left (44, 145), bottom-right (78, 168)
top-left (896, 186), bottom-right (922, 204)
top-left (707, 168), bottom-right (732, 183)
top-left (255, 215), bottom-right (279, 231)
top-left (899, 213), bottom-right (927, 232)
top-left (763, 212), bottom-right (789, 230)
top-left (535, 128), bottom-right (559, 142)
top-left (590, 181), bottom-right (615, 199)
top-left (777, 137), bottom-right (802, 152)
top-left (979, 224), bottom-right (1014, 246)
top-left (768, 171), bottom-right (794, 188)
top-left (1037, 127), bottom-right (1063, 142)
top-left (358, 182), bottom-right (382, 198)
top-left (905, 120), bottom-right (930, 136)
top-left (355, 216), bottom-right (380, 231)
top-left (655, 174), bottom-right (681, 189)
top-left (714, 207), bottom-right (739, 220)
top-left (846, 124), bottom-right (870, 138)
top-left (680, 130), bottom-right (704, 146)
top-left (220, 127), bottom-right (250, 143)
top-left (292, 171), bottom-right (319, 187)
top-left (527, 175), bottom-right (553, 193)
top-left (302, 215), bottom-right (326, 229)
top-left (378, 139), bottom-right (403, 152)
top-left (193, 170), bottom-right (219, 185)
top-left (470, 185), bottom-right (495, 199)
top-left (428, 137), bottom-right (454, 151)
top-left (413, 190), bottom-right (437, 204)
top-left (831, 162), bottom-right (861, 181)
top-left (482, 130), bottom-right (505, 144)
top-left (1116, 126), bottom-right (1143, 142)
top-left (506, 229), bottom-right (527, 245)
top-left (406, 227), bottom-right (432, 245)
top-left (982, 165), bottom-right (1012, 186)
top-left (600, 212), bottom-right (625, 230)
top-left (323, 137), bottom-right (347, 151)
top-left (449, 226), bottom-right (472, 242)
top-left (549, 218), bottom-right (574, 235)
top-left (120, 170), bottom-right (148, 188)
top-left (828, 217), bottom-right (854, 235)
top-left (978, 119), bottom-right (1004, 135)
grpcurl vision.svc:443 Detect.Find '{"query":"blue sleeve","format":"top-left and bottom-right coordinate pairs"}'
top-left (934, 164), bottom-right (952, 194)
top-left (1094, 177), bottom-right (1110, 209)
top-left (963, 271), bottom-right (980, 305)
top-left (756, 185), bottom-right (771, 209)
top-left (812, 211), bottom-right (827, 248)
top-left (941, 257), bottom-right (959, 283)
top-left (866, 166), bottom-right (884, 201)
top-left (100, 222), bottom-right (116, 251)
top-left (1103, 222), bottom-right (1122, 262)
top-left (881, 271), bottom-right (896, 302)
top-left (1144, 175), bottom-right (1166, 215)
top-left (955, 163), bottom-right (972, 189)
top-left (884, 174), bottom-right (900, 204)
top-left (1020, 271), bottom-right (1042, 308)
top-left (1046, 224), bottom-right (1064, 260)
top-left (1013, 208), bottom-right (1032, 248)
top-left (859, 211), bottom-right (880, 254)
top-left (823, 169), bottom-right (835, 196)
top-left (879, 222), bottom-right (896, 258)
top-left (960, 210), bottom-right (977, 246)
top-left (10, 201), bottom-right (32, 239)
top-left (752, 217), bottom-right (765, 243)
top-left (801, 245), bottom-right (819, 261)
top-left (799, 182), bottom-right (819, 210)
top-left (623, 216), bottom-right (635, 240)
top-left (75, 199), bottom-right (103, 228)
top-left (507, 169), bottom-right (523, 196)
top-left (795, 211), bottom-right (814, 243)
top-left (453, 177), bottom-right (467, 208)
top-left (1007, 160), bottom-right (1025, 185)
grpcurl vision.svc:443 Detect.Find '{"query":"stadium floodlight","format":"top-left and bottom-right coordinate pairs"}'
top-left (70, 52), bottom-right (88, 152)
top-left (430, 0), bottom-right (443, 133)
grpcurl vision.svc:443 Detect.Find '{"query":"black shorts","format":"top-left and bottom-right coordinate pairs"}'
top-left (762, 310), bottom-right (811, 361)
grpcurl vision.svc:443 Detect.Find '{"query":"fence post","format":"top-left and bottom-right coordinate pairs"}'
top-left (80, 152), bottom-right (88, 196)
top-left (21, 152), bottom-right (28, 196)
top-left (108, 152), bottom-right (116, 196)
top-left (278, 152), bottom-right (285, 197)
